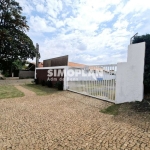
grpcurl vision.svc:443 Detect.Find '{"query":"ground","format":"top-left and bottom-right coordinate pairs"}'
top-left (0, 86), bottom-right (150, 150)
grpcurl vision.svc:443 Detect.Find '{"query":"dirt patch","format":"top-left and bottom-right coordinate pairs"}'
top-left (131, 99), bottom-right (150, 112)
top-left (113, 102), bottom-right (150, 133)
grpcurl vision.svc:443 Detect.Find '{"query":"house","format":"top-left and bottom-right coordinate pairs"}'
top-left (68, 62), bottom-right (85, 67)
top-left (36, 55), bottom-right (115, 82)
top-left (68, 62), bottom-right (116, 81)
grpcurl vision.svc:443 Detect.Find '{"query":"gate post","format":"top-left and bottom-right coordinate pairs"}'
top-left (115, 42), bottom-right (145, 104)
top-left (63, 66), bottom-right (68, 90)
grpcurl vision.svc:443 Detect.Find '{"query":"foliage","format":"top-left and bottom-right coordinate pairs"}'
top-left (47, 80), bottom-right (52, 87)
top-left (1, 59), bottom-right (26, 76)
top-left (41, 80), bottom-right (45, 86)
top-left (132, 34), bottom-right (150, 92)
top-left (12, 60), bottom-right (25, 70)
top-left (35, 78), bottom-right (39, 84)
top-left (3, 71), bottom-right (9, 77)
top-left (54, 81), bottom-right (58, 88)
top-left (58, 81), bottom-right (63, 90)
top-left (0, 0), bottom-right (36, 72)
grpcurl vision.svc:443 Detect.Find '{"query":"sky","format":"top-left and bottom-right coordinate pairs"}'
top-left (17, 0), bottom-right (150, 65)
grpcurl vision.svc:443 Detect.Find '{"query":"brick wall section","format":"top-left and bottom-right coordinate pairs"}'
top-left (36, 69), bottom-right (64, 85)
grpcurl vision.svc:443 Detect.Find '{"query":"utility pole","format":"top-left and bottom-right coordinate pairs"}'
top-left (36, 43), bottom-right (39, 68)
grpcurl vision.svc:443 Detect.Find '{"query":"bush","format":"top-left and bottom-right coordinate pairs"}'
top-left (41, 80), bottom-right (45, 86)
top-left (58, 81), bottom-right (63, 90)
top-left (53, 82), bottom-right (58, 88)
top-left (35, 78), bottom-right (39, 84)
top-left (47, 80), bottom-right (52, 87)
top-left (3, 71), bottom-right (9, 77)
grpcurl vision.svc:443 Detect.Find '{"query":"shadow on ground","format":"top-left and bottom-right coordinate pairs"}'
top-left (112, 99), bottom-right (150, 132)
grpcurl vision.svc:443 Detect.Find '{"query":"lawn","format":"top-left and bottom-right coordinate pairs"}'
top-left (0, 85), bottom-right (24, 99)
top-left (22, 84), bottom-right (59, 95)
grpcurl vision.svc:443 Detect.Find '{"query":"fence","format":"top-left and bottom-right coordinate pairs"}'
top-left (67, 64), bottom-right (117, 102)
top-left (35, 42), bottom-right (145, 104)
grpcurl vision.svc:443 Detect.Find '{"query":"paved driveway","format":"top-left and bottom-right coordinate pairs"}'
top-left (0, 86), bottom-right (150, 150)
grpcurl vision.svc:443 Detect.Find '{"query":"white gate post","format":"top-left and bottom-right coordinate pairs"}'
top-left (63, 66), bottom-right (68, 90)
top-left (115, 42), bottom-right (145, 104)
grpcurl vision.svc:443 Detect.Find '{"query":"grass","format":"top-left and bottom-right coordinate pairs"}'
top-left (0, 85), bottom-right (24, 99)
top-left (22, 84), bottom-right (59, 95)
top-left (101, 104), bottom-right (120, 115)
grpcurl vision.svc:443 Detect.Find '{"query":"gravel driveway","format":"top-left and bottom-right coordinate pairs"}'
top-left (0, 86), bottom-right (150, 150)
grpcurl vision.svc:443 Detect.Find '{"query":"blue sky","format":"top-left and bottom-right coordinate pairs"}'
top-left (17, 0), bottom-right (150, 65)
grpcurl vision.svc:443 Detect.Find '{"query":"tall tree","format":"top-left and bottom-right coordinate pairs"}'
top-left (133, 34), bottom-right (150, 94)
top-left (0, 0), bottom-right (36, 73)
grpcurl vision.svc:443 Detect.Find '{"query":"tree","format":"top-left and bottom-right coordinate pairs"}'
top-left (133, 34), bottom-right (150, 94)
top-left (12, 59), bottom-right (26, 70)
top-left (0, 0), bottom-right (36, 74)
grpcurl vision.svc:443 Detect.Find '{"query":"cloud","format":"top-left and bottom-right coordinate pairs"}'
top-left (62, 0), bottom-right (117, 34)
top-left (36, 25), bottom-right (130, 65)
top-left (121, 0), bottom-right (150, 16)
top-left (113, 20), bottom-right (129, 30)
top-left (45, 0), bottom-right (63, 18)
top-left (29, 16), bottom-right (56, 33)
top-left (17, 0), bottom-right (150, 65)
top-left (36, 4), bottom-right (45, 13)
top-left (17, 0), bottom-right (34, 15)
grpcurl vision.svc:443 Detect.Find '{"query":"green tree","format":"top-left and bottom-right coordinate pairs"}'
top-left (133, 34), bottom-right (150, 94)
top-left (12, 59), bottom-right (26, 70)
top-left (0, 0), bottom-right (36, 74)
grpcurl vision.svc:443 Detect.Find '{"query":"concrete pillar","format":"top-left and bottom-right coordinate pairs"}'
top-left (115, 42), bottom-right (145, 104)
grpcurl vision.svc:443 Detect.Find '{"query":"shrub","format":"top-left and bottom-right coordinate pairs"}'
top-left (47, 80), bottom-right (52, 87)
top-left (53, 82), bottom-right (58, 88)
top-left (58, 81), bottom-right (63, 90)
top-left (3, 71), bottom-right (9, 77)
top-left (41, 80), bottom-right (45, 86)
top-left (35, 78), bottom-right (39, 84)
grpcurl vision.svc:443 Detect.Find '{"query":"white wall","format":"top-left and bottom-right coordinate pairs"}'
top-left (115, 42), bottom-right (145, 104)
